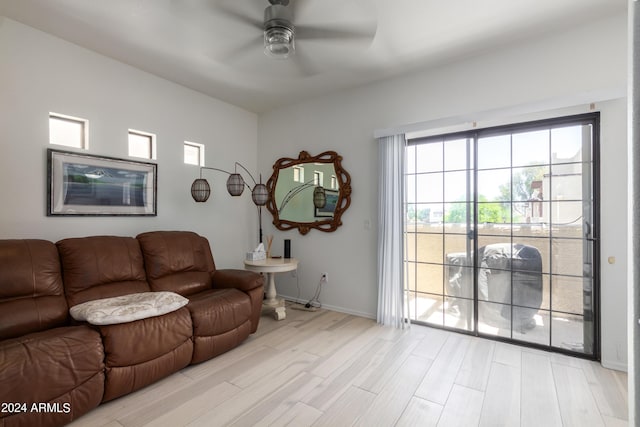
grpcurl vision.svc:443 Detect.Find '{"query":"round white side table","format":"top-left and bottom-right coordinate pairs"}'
top-left (244, 257), bottom-right (298, 320)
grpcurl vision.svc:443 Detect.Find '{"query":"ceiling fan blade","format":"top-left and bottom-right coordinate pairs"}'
top-left (289, 48), bottom-right (320, 77)
top-left (296, 24), bottom-right (376, 41)
top-left (214, 34), bottom-right (264, 64)
top-left (215, 3), bottom-right (263, 31)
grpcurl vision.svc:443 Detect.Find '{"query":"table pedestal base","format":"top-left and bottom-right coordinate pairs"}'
top-left (262, 271), bottom-right (286, 320)
top-left (244, 258), bottom-right (298, 322)
top-left (262, 297), bottom-right (286, 320)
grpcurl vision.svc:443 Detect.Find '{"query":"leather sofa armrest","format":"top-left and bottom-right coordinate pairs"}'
top-left (212, 269), bottom-right (264, 334)
top-left (212, 269), bottom-right (263, 292)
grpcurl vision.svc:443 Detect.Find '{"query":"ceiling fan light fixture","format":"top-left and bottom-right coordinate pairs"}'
top-left (263, 3), bottom-right (295, 60)
top-left (264, 26), bottom-right (295, 59)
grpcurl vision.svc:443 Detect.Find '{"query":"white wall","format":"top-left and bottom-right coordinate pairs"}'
top-left (0, 18), bottom-right (259, 268)
top-left (0, 11), bottom-right (629, 370)
top-left (258, 12), bottom-right (629, 370)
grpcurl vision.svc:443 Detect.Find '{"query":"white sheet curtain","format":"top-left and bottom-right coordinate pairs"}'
top-left (377, 134), bottom-right (408, 328)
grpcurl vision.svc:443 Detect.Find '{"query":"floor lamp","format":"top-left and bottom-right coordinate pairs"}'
top-left (190, 162), bottom-right (269, 243)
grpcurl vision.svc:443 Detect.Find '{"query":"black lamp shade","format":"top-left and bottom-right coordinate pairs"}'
top-left (313, 186), bottom-right (326, 208)
top-left (252, 183), bottom-right (269, 206)
top-left (226, 173), bottom-right (245, 196)
top-left (191, 178), bottom-right (211, 202)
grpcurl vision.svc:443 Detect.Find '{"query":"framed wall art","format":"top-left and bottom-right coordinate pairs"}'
top-left (47, 149), bottom-right (157, 216)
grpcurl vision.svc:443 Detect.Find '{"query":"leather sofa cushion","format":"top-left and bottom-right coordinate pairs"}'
top-left (103, 339), bottom-right (193, 402)
top-left (144, 270), bottom-right (212, 297)
top-left (187, 288), bottom-right (251, 337)
top-left (0, 325), bottom-right (104, 408)
top-left (0, 239), bottom-right (68, 340)
top-left (97, 306), bottom-right (194, 402)
top-left (98, 306), bottom-right (193, 367)
top-left (137, 231), bottom-right (216, 296)
top-left (192, 320), bottom-right (252, 364)
top-left (57, 236), bottom-right (150, 306)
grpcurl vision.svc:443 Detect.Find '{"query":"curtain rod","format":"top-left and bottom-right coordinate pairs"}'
top-left (373, 87), bottom-right (625, 139)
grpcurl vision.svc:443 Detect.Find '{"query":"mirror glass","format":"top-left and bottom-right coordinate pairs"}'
top-left (266, 151), bottom-right (351, 234)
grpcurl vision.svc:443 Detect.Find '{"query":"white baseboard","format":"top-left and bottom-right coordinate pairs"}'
top-left (601, 359), bottom-right (628, 372)
top-left (316, 303), bottom-right (376, 320)
top-left (281, 295), bottom-right (376, 320)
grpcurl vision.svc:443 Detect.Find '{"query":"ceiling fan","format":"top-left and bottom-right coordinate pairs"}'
top-left (216, 0), bottom-right (377, 64)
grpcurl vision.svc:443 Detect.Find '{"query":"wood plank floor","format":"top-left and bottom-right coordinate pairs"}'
top-left (68, 303), bottom-right (629, 427)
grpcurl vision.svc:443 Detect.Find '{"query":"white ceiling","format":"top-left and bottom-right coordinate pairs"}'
top-left (0, 0), bottom-right (627, 113)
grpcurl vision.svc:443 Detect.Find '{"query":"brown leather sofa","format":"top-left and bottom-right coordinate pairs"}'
top-left (136, 231), bottom-right (264, 364)
top-left (0, 231), bottom-right (263, 427)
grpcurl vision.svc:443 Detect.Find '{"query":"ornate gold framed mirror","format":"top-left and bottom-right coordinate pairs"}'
top-left (266, 151), bottom-right (351, 235)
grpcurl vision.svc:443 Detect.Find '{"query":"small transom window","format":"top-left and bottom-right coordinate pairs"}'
top-left (128, 130), bottom-right (156, 160)
top-left (184, 141), bottom-right (205, 166)
top-left (49, 113), bottom-right (88, 149)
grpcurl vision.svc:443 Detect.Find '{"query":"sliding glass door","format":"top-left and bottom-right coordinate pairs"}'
top-left (405, 113), bottom-right (599, 358)
top-left (405, 136), bottom-right (475, 331)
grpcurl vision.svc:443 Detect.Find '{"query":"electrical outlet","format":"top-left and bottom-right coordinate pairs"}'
top-left (321, 272), bottom-right (328, 283)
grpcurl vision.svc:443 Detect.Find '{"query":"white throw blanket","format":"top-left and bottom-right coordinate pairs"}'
top-left (70, 291), bottom-right (189, 325)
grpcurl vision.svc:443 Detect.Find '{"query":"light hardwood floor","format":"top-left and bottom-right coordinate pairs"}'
top-left (68, 303), bottom-right (629, 427)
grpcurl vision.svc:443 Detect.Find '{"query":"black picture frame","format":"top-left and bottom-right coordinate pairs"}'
top-left (47, 148), bottom-right (157, 216)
